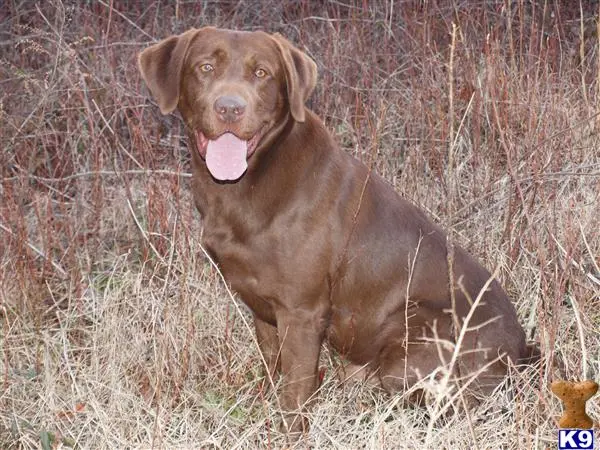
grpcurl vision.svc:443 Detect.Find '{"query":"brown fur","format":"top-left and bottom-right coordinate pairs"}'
top-left (139, 27), bottom-right (532, 433)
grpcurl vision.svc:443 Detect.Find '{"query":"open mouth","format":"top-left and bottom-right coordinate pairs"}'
top-left (195, 127), bottom-right (266, 181)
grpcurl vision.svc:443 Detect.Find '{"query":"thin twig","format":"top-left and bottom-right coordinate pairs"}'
top-left (549, 230), bottom-right (600, 287)
top-left (3, 169), bottom-right (192, 183)
top-left (126, 198), bottom-right (166, 266)
top-left (0, 221), bottom-right (68, 279)
top-left (96, 0), bottom-right (155, 40)
top-left (569, 294), bottom-right (589, 380)
top-left (579, 221), bottom-right (600, 277)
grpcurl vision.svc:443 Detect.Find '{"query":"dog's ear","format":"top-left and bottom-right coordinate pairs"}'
top-left (138, 28), bottom-right (201, 114)
top-left (271, 33), bottom-right (317, 123)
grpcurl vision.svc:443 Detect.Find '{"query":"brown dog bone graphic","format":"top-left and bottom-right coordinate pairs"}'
top-left (551, 380), bottom-right (598, 429)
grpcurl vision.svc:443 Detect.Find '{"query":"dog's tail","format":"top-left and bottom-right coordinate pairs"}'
top-left (517, 341), bottom-right (571, 379)
top-left (518, 342), bottom-right (541, 366)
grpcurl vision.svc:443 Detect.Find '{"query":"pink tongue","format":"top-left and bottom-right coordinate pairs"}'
top-left (205, 133), bottom-right (248, 181)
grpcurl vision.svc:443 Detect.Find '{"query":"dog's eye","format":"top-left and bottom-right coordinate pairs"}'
top-left (199, 63), bottom-right (214, 73)
top-left (254, 68), bottom-right (267, 78)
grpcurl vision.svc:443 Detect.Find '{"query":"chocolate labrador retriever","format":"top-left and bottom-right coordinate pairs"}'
top-left (139, 27), bottom-right (533, 432)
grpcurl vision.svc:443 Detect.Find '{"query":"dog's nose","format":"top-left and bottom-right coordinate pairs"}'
top-left (214, 95), bottom-right (246, 123)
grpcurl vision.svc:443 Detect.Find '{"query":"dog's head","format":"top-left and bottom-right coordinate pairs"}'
top-left (138, 27), bottom-right (317, 181)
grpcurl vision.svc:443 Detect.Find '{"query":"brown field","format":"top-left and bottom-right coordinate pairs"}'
top-left (1, 1), bottom-right (599, 448)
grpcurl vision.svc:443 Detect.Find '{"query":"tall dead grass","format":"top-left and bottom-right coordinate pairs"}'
top-left (1, 1), bottom-right (599, 448)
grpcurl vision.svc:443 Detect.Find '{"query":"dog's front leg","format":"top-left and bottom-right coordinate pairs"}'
top-left (276, 308), bottom-right (326, 435)
top-left (254, 315), bottom-right (281, 389)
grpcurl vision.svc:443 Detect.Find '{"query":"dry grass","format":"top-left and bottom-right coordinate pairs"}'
top-left (1, 1), bottom-right (599, 448)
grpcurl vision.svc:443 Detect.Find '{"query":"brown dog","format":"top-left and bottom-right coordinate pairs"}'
top-left (139, 27), bottom-right (533, 432)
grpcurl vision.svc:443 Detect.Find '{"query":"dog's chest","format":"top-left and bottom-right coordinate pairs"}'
top-left (199, 215), bottom-right (287, 323)
top-left (199, 200), bottom-right (335, 324)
